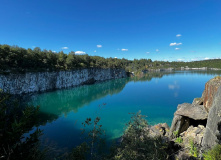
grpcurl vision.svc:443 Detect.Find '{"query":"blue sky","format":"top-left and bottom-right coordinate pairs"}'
top-left (0, 0), bottom-right (220, 61)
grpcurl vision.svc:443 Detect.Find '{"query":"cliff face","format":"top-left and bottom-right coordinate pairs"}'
top-left (202, 86), bottom-right (221, 149)
top-left (203, 77), bottom-right (221, 111)
top-left (0, 68), bottom-right (127, 94)
top-left (169, 76), bottom-right (221, 150)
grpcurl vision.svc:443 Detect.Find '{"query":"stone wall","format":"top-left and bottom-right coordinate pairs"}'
top-left (0, 68), bottom-right (127, 94)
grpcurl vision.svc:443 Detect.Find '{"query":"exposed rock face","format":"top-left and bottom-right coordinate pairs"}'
top-left (175, 103), bottom-right (208, 120)
top-left (169, 103), bottom-right (207, 138)
top-left (169, 115), bottom-right (192, 138)
top-left (192, 97), bottom-right (203, 105)
top-left (180, 125), bottom-right (205, 146)
top-left (167, 77), bottom-right (221, 157)
top-left (202, 86), bottom-right (221, 149)
top-left (148, 123), bottom-right (170, 137)
top-left (0, 68), bottom-right (127, 94)
top-left (203, 77), bottom-right (221, 111)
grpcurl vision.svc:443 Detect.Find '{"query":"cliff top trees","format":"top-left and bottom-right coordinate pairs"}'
top-left (1, 44), bottom-right (221, 74)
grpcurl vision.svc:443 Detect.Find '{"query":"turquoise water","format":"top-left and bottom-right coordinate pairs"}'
top-left (28, 71), bottom-right (221, 151)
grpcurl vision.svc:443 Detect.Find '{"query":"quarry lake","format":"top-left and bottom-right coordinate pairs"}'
top-left (28, 70), bottom-right (221, 152)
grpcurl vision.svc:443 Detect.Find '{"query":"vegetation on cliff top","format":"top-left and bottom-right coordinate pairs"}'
top-left (1, 44), bottom-right (221, 74)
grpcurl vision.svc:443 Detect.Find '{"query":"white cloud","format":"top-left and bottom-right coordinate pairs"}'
top-left (204, 57), bottom-right (210, 60)
top-left (94, 50), bottom-right (96, 52)
top-left (175, 48), bottom-right (180, 50)
top-left (146, 52), bottom-right (150, 54)
top-left (52, 51), bottom-right (56, 53)
top-left (75, 51), bottom-right (86, 55)
top-left (156, 49), bottom-right (159, 52)
top-left (169, 42), bottom-right (182, 46)
top-left (168, 81), bottom-right (180, 90)
top-left (170, 43), bottom-right (177, 46)
top-left (62, 47), bottom-right (69, 49)
top-left (121, 49), bottom-right (128, 51)
top-left (114, 57), bottom-right (117, 59)
top-left (97, 45), bottom-right (102, 48)
top-left (177, 58), bottom-right (184, 61)
top-left (176, 34), bottom-right (182, 37)
top-left (168, 85), bottom-right (175, 90)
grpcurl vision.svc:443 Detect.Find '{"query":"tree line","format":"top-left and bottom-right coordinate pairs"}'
top-left (1, 44), bottom-right (221, 74)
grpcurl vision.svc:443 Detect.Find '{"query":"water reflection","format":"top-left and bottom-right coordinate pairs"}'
top-left (28, 71), bottom-right (174, 118)
top-left (26, 70), bottom-right (221, 152)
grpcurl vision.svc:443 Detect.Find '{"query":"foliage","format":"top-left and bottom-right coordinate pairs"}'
top-left (189, 139), bottom-right (198, 158)
top-left (1, 44), bottom-right (221, 74)
top-left (203, 144), bottom-right (221, 160)
top-left (69, 142), bottom-right (90, 160)
top-left (0, 91), bottom-right (44, 160)
top-left (108, 111), bottom-right (168, 160)
top-left (70, 117), bottom-right (106, 160)
top-left (175, 136), bottom-right (183, 144)
top-left (0, 44), bottom-right (132, 73)
top-left (173, 130), bottom-right (179, 138)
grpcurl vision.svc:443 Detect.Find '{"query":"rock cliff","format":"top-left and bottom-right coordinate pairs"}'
top-left (203, 76), bottom-right (221, 111)
top-left (169, 76), bottom-right (221, 150)
top-left (202, 85), bottom-right (221, 149)
top-left (0, 68), bottom-right (127, 94)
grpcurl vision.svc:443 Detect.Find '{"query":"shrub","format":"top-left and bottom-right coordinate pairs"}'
top-left (203, 144), bottom-right (221, 160)
top-left (175, 136), bottom-right (183, 144)
top-left (189, 139), bottom-right (198, 158)
top-left (0, 91), bottom-right (44, 160)
top-left (110, 111), bottom-right (168, 160)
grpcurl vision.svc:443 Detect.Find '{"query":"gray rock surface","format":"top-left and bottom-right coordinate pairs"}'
top-left (180, 125), bottom-right (205, 146)
top-left (149, 123), bottom-right (170, 137)
top-left (192, 97), bottom-right (203, 105)
top-left (169, 103), bottom-right (208, 138)
top-left (169, 115), bottom-right (190, 138)
top-left (202, 86), bottom-right (221, 149)
top-left (175, 103), bottom-right (208, 120)
top-left (0, 68), bottom-right (127, 94)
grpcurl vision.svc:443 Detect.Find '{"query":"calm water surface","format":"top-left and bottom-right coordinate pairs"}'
top-left (28, 71), bottom-right (221, 151)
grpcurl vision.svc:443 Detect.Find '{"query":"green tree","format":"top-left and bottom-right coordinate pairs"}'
top-left (110, 111), bottom-right (168, 160)
top-left (70, 117), bottom-right (106, 160)
top-left (0, 91), bottom-right (45, 160)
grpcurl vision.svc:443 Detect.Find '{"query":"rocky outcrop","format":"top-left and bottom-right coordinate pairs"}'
top-left (203, 76), bottom-right (221, 111)
top-left (154, 77), bottom-right (221, 159)
top-left (180, 125), bottom-right (205, 146)
top-left (0, 68), bottom-right (127, 94)
top-left (202, 86), bottom-right (221, 149)
top-left (175, 103), bottom-right (208, 120)
top-left (169, 103), bottom-right (207, 138)
top-left (192, 97), bottom-right (203, 105)
top-left (148, 123), bottom-right (170, 137)
top-left (169, 76), bottom-right (221, 153)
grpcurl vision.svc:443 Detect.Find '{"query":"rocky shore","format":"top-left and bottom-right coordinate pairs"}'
top-left (148, 76), bottom-right (221, 159)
